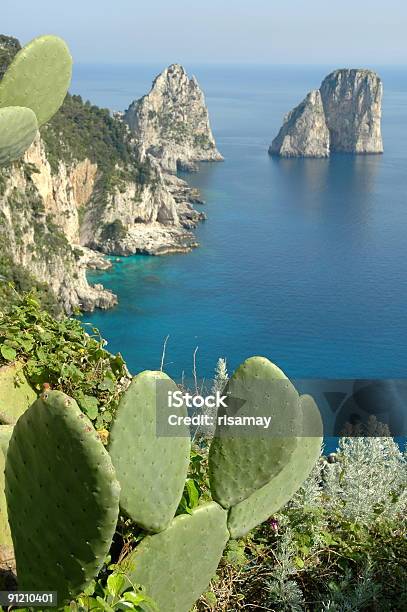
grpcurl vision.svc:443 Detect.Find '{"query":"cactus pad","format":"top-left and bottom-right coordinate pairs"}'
top-left (0, 35), bottom-right (72, 126)
top-left (0, 426), bottom-right (13, 566)
top-left (228, 394), bottom-right (323, 538)
top-left (5, 390), bottom-right (120, 601)
top-left (0, 106), bottom-right (38, 165)
top-left (0, 362), bottom-right (37, 424)
top-left (109, 370), bottom-right (190, 532)
top-left (0, 425), bottom-right (13, 459)
top-left (209, 357), bottom-right (301, 508)
top-left (121, 502), bottom-right (229, 612)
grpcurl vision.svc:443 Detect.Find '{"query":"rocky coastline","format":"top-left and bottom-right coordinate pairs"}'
top-left (0, 35), bottom-right (222, 313)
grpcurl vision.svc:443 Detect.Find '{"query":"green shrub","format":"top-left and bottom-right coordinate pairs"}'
top-left (195, 437), bottom-right (407, 611)
top-left (0, 293), bottom-right (130, 430)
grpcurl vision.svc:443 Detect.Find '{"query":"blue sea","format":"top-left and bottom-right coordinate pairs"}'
top-left (73, 64), bottom-right (407, 382)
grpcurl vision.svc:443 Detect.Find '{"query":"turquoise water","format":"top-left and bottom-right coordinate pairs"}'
top-left (74, 65), bottom-right (407, 380)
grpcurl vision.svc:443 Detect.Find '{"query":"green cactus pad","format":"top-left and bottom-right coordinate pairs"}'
top-left (109, 370), bottom-right (190, 532)
top-left (121, 502), bottom-right (229, 612)
top-left (0, 35), bottom-right (72, 126)
top-left (0, 106), bottom-right (38, 165)
top-left (0, 427), bottom-right (13, 567)
top-left (228, 394), bottom-right (323, 538)
top-left (0, 425), bottom-right (13, 459)
top-left (0, 362), bottom-right (37, 424)
top-left (209, 357), bottom-right (302, 508)
top-left (5, 390), bottom-right (120, 601)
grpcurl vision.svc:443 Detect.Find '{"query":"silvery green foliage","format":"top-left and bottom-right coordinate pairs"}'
top-left (319, 563), bottom-right (381, 611)
top-left (323, 434), bottom-right (406, 524)
top-left (211, 357), bottom-right (228, 395)
top-left (290, 454), bottom-right (325, 508)
top-left (194, 357), bottom-right (229, 438)
top-left (264, 516), bottom-right (305, 612)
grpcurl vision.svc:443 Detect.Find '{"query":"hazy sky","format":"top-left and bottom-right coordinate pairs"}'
top-left (2, 1), bottom-right (406, 65)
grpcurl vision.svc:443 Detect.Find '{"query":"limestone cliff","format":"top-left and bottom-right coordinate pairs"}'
top-left (270, 68), bottom-right (383, 157)
top-left (0, 137), bottom-right (117, 314)
top-left (124, 64), bottom-right (223, 173)
top-left (320, 69), bottom-right (383, 154)
top-left (269, 90), bottom-right (330, 158)
top-left (0, 100), bottom-right (205, 313)
top-left (0, 36), bottom-right (219, 312)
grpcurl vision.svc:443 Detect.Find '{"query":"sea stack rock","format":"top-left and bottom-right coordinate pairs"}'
top-left (124, 64), bottom-right (223, 173)
top-left (320, 69), bottom-right (383, 154)
top-left (270, 68), bottom-right (383, 157)
top-left (269, 90), bottom-right (330, 158)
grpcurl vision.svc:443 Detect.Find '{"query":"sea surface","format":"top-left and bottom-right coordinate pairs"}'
top-left (73, 64), bottom-right (407, 381)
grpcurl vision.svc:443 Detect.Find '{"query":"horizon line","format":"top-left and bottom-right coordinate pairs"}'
top-left (72, 61), bottom-right (407, 68)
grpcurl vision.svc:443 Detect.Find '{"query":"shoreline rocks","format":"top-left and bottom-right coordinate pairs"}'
top-left (270, 69), bottom-right (383, 158)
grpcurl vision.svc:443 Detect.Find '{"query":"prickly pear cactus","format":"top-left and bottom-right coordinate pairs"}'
top-left (209, 357), bottom-right (302, 508)
top-left (0, 106), bottom-right (38, 165)
top-left (0, 35), bottom-right (72, 126)
top-left (5, 390), bottom-right (120, 602)
top-left (109, 371), bottom-right (190, 532)
top-left (228, 394), bottom-right (323, 538)
top-left (121, 502), bottom-right (229, 612)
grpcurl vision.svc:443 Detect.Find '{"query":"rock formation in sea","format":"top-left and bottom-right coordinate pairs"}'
top-left (319, 69), bottom-right (383, 154)
top-left (124, 64), bottom-right (223, 173)
top-left (270, 69), bottom-right (383, 157)
top-left (269, 90), bottom-right (330, 158)
top-left (0, 39), bottom-right (220, 313)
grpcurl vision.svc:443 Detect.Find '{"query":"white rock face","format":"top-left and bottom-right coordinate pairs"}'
top-left (0, 137), bottom-right (116, 314)
top-left (320, 69), bottom-right (383, 153)
top-left (270, 69), bottom-right (383, 157)
top-left (124, 64), bottom-right (223, 173)
top-left (269, 90), bottom-right (330, 158)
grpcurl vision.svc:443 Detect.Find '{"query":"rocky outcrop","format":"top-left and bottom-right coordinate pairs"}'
top-left (270, 69), bottom-right (383, 157)
top-left (320, 69), bottom-right (383, 154)
top-left (124, 64), bottom-right (223, 173)
top-left (269, 90), bottom-right (330, 158)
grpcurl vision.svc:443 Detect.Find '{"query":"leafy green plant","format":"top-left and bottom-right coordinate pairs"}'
top-left (0, 293), bottom-right (130, 429)
top-left (67, 567), bottom-right (158, 612)
top-left (176, 447), bottom-right (210, 515)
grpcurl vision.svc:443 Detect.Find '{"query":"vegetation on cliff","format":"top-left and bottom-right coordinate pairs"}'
top-left (41, 94), bottom-right (155, 194)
